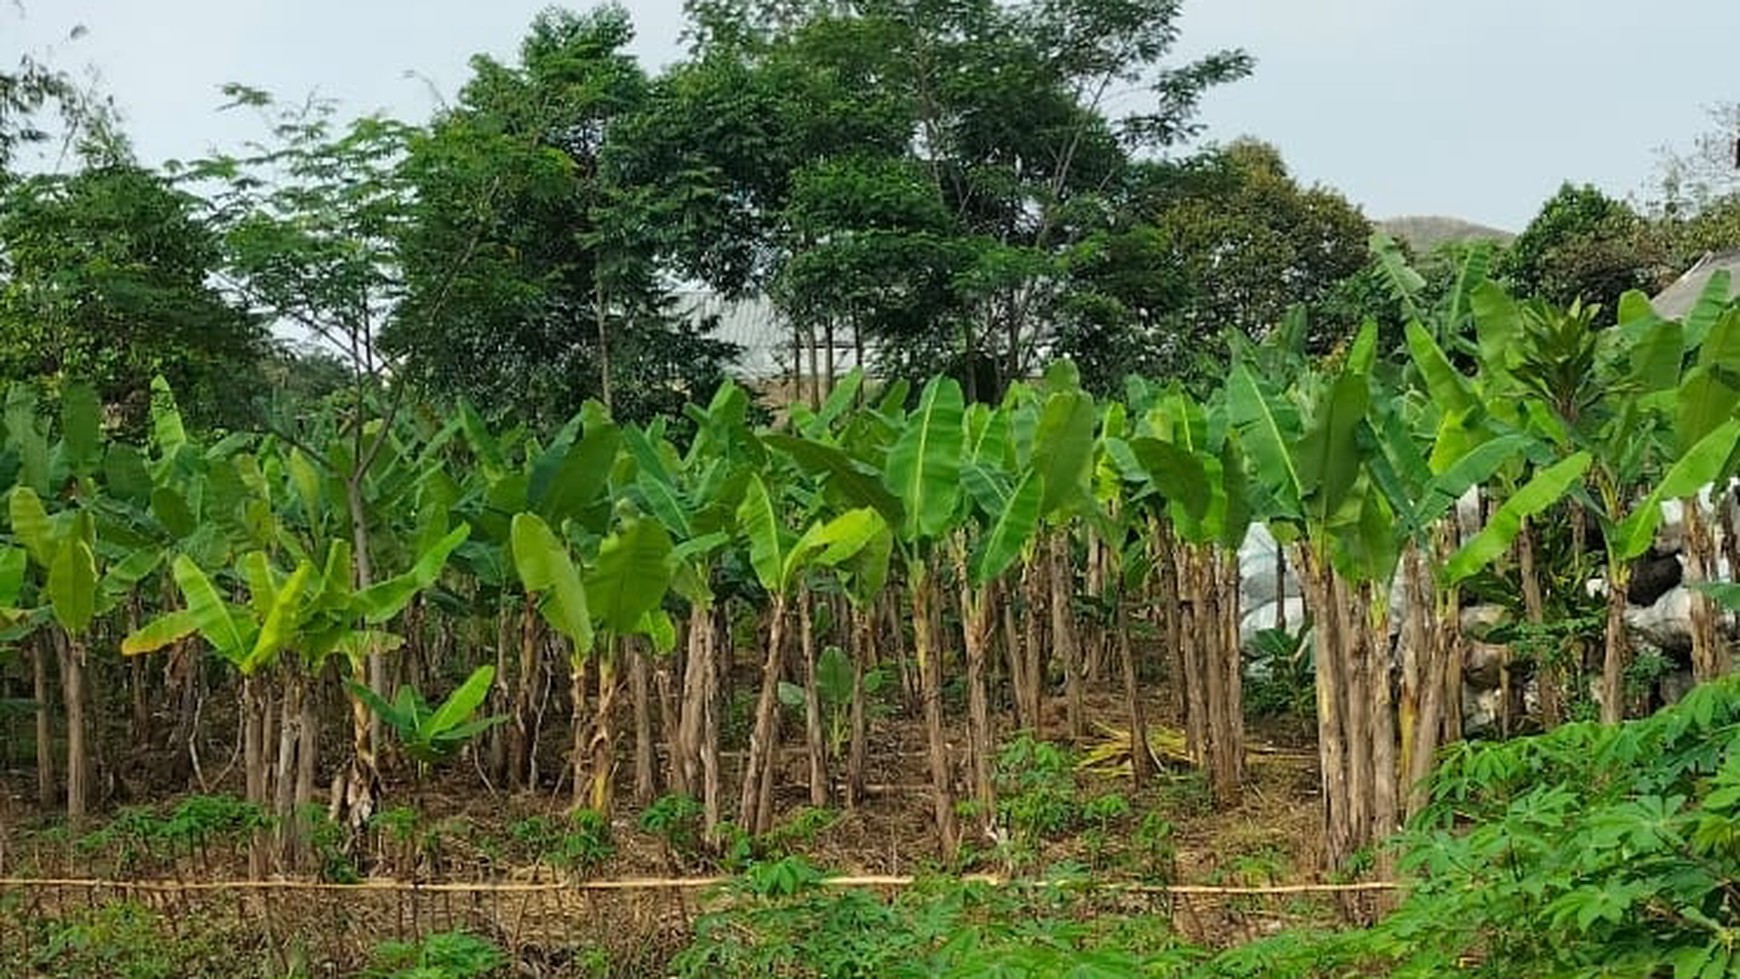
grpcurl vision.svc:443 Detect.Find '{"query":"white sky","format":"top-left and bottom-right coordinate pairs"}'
top-left (7, 0), bottom-right (1739, 231)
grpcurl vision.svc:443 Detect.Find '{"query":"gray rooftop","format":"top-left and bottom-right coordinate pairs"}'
top-left (1651, 249), bottom-right (1740, 320)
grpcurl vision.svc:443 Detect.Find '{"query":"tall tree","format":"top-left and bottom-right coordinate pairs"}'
top-left (621, 0), bottom-right (1251, 396)
top-left (1500, 183), bottom-right (1668, 313)
top-left (1058, 140), bottom-right (1371, 391)
top-left (0, 162), bottom-right (267, 429)
top-left (387, 5), bottom-right (735, 427)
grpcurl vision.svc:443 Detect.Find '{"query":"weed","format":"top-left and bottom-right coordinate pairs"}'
top-left (364, 930), bottom-right (507, 979)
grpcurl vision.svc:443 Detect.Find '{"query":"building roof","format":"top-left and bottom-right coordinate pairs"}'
top-left (672, 291), bottom-right (791, 380)
top-left (1651, 249), bottom-right (1740, 320)
top-left (672, 290), bottom-right (874, 381)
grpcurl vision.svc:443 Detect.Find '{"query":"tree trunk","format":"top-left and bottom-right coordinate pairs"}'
top-left (1302, 549), bottom-right (1353, 870)
top-left (274, 671), bottom-right (309, 870)
top-left (701, 611), bottom-right (724, 841)
top-left (1209, 549), bottom-right (1243, 802)
top-left (1685, 498), bottom-right (1724, 683)
top-left (1364, 585), bottom-right (1397, 883)
top-left (740, 594), bottom-right (788, 837)
top-left (346, 477), bottom-right (382, 758)
top-left (1600, 563), bottom-right (1632, 724)
top-left (1020, 552), bottom-right (1046, 734)
top-left (595, 276), bottom-right (613, 412)
top-left (630, 642), bottom-right (656, 808)
top-left (33, 634), bottom-right (53, 810)
top-left (799, 592), bottom-right (830, 807)
top-left (488, 606), bottom-right (511, 784)
top-left (911, 566), bottom-right (958, 859)
top-left (1157, 521), bottom-right (1186, 728)
top-left (60, 632), bottom-right (88, 829)
top-left (1518, 518), bottom-right (1561, 727)
top-left (512, 598), bottom-right (541, 788)
top-left (1339, 575), bottom-right (1371, 853)
top-left (244, 677), bottom-right (269, 879)
top-left (1084, 533), bottom-right (1105, 684)
top-left (675, 606), bottom-right (710, 799)
top-left (1050, 534), bottom-right (1084, 740)
top-left (1000, 597), bottom-right (1026, 730)
top-left (588, 649), bottom-right (619, 814)
top-left (655, 644), bottom-right (679, 797)
top-left (846, 604), bottom-right (871, 810)
top-left (1117, 590), bottom-right (1152, 786)
top-left (958, 573), bottom-right (995, 834)
top-left (295, 678), bottom-right (318, 867)
top-left (1178, 547), bottom-right (1208, 768)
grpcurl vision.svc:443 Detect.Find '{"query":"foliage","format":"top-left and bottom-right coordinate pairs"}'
top-left (619, 0), bottom-right (1252, 393)
top-left (992, 734), bottom-right (1082, 863)
top-left (1211, 677), bottom-right (1740, 976)
top-left (1059, 140), bottom-right (1373, 390)
top-left (13, 901), bottom-right (233, 979)
top-left (386, 5), bottom-right (736, 425)
top-left (1242, 625), bottom-right (1315, 719)
top-left (1498, 182), bottom-right (1668, 313)
top-left (351, 665), bottom-right (505, 766)
top-left (0, 162), bottom-right (268, 431)
top-left (508, 809), bottom-right (615, 874)
top-left (674, 868), bottom-right (1200, 977)
top-left (364, 931), bottom-right (509, 979)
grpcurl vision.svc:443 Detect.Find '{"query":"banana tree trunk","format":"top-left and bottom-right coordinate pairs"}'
top-left (1300, 547), bottom-right (1354, 870)
top-left (33, 634), bottom-right (53, 810)
top-left (60, 632), bottom-right (88, 830)
top-left (911, 565), bottom-right (958, 859)
top-left (701, 611), bottom-right (724, 840)
top-left (675, 606), bottom-right (708, 799)
top-left (1178, 546), bottom-right (1208, 769)
top-left (1020, 552), bottom-right (1046, 735)
top-left (958, 575), bottom-right (996, 831)
top-left (630, 641), bottom-right (656, 808)
top-left (1084, 533), bottom-right (1105, 684)
top-left (846, 604), bottom-right (871, 810)
top-left (798, 592), bottom-right (829, 807)
top-left (1116, 588), bottom-right (1152, 786)
top-left (488, 606), bottom-right (510, 784)
top-left (1050, 534), bottom-right (1084, 740)
top-left (1517, 517), bottom-right (1561, 727)
top-left (1156, 521), bottom-right (1186, 730)
top-left (589, 646), bottom-right (619, 814)
top-left (1207, 549), bottom-right (1243, 803)
top-left (1600, 562), bottom-right (1632, 724)
top-left (512, 598), bottom-right (542, 789)
top-left (244, 677), bottom-right (271, 879)
top-left (740, 594), bottom-right (788, 837)
top-left (1000, 598), bottom-right (1026, 731)
top-left (1685, 498), bottom-right (1723, 683)
top-left (295, 677), bottom-right (318, 867)
top-left (1363, 584), bottom-right (1397, 883)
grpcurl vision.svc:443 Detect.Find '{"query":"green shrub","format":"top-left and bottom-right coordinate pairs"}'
top-left (364, 931), bottom-right (507, 979)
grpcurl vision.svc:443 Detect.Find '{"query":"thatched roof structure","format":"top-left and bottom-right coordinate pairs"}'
top-left (1651, 249), bottom-right (1740, 320)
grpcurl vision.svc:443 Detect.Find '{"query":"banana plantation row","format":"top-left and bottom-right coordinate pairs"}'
top-left (5, 264), bottom-right (1740, 881)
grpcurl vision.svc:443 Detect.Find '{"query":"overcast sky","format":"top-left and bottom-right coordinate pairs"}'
top-left (8, 0), bottom-right (1738, 231)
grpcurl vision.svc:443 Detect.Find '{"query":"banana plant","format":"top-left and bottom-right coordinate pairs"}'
top-left (734, 464), bottom-right (885, 837)
top-left (3, 380), bottom-right (163, 827)
top-left (623, 382), bottom-right (753, 834)
top-left (581, 512), bottom-right (677, 814)
top-left (351, 664), bottom-right (504, 769)
top-left (955, 397), bottom-right (1043, 821)
top-left (878, 374), bottom-right (966, 856)
top-left (1227, 320), bottom-right (1408, 870)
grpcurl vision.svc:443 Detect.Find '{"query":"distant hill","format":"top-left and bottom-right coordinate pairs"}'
top-left (1377, 216), bottom-right (1515, 254)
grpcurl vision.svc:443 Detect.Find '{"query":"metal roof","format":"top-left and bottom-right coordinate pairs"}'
top-left (1651, 249), bottom-right (1740, 320)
